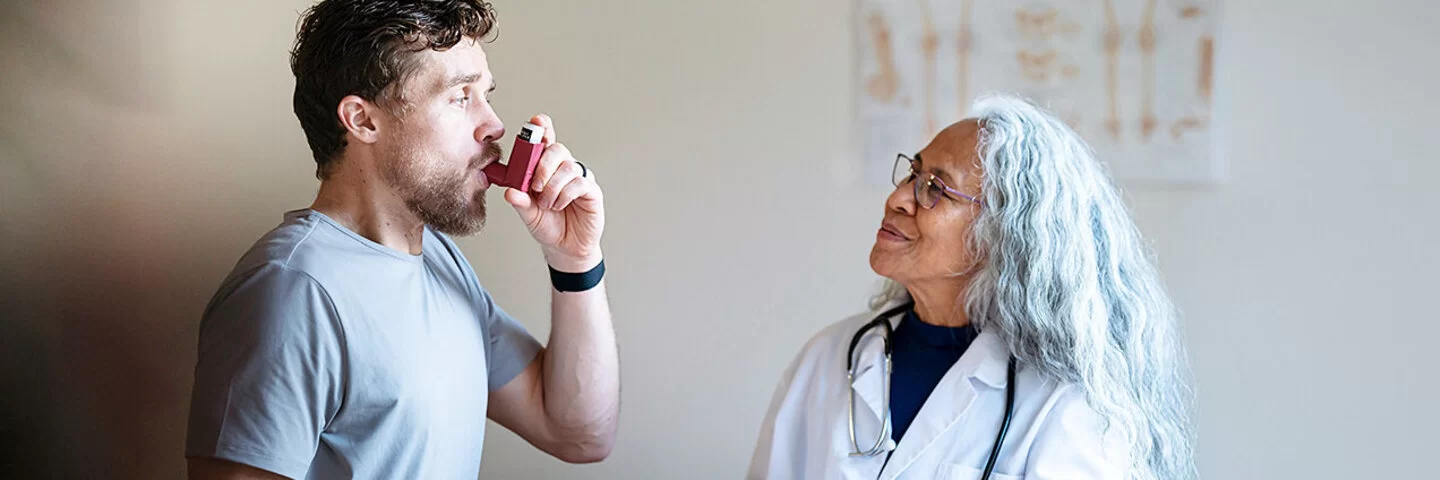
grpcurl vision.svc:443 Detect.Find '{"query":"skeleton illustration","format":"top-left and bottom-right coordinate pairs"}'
top-left (1103, 0), bottom-right (1122, 141)
top-left (1197, 35), bottom-right (1213, 103)
top-left (957, 0), bottom-right (974, 117)
top-left (1015, 5), bottom-right (1081, 87)
top-left (1017, 48), bottom-right (1058, 82)
top-left (865, 11), bottom-right (901, 103)
top-left (1139, 0), bottom-right (1158, 141)
top-left (918, 0), bottom-right (939, 137)
top-left (1170, 35), bottom-right (1214, 141)
top-left (861, 0), bottom-right (1219, 165)
top-left (1016, 6), bottom-right (1057, 40)
top-left (1016, 5), bottom-right (1082, 40)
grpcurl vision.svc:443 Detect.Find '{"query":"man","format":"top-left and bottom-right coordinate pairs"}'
top-left (184, 1), bottom-right (619, 478)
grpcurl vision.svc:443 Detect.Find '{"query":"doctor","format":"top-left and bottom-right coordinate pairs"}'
top-left (748, 94), bottom-right (1197, 480)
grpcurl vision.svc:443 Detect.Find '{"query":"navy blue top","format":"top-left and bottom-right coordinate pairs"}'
top-left (889, 308), bottom-right (979, 443)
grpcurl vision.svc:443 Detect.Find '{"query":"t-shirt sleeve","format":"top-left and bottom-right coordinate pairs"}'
top-left (477, 288), bottom-right (542, 391)
top-left (185, 262), bottom-right (345, 479)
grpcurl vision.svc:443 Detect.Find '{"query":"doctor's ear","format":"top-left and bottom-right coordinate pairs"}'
top-left (337, 94), bottom-right (383, 144)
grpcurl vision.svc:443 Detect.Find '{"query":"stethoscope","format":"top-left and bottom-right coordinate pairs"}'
top-left (846, 302), bottom-right (1017, 480)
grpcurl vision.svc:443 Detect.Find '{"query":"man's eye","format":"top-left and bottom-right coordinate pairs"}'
top-left (454, 95), bottom-right (471, 106)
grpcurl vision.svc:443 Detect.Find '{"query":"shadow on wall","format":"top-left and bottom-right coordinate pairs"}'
top-left (1, 1), bottom-right (291, 477)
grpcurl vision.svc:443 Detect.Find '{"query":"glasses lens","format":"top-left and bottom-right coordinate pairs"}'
top-left (892, 155), bottom-right (913, 186)
top-left (917, 175), bottom-right (945, 208)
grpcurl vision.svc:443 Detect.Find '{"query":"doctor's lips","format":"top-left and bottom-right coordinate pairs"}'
top-left (879, 221), bottom-right (911, 241)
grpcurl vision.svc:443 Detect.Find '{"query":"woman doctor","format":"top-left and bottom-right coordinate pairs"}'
top-left (747, 94), bottom-right (1197, 480)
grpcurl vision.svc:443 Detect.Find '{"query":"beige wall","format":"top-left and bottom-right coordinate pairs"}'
top-left (2, 0), bottom-right (1437, 478)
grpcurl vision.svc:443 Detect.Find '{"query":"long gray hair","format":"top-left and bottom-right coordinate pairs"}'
top-left (872, 93), bottom-right (1197, 480)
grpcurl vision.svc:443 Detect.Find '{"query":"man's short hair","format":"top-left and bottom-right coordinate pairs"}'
top-left (289, 0), bottom-right (497, 179)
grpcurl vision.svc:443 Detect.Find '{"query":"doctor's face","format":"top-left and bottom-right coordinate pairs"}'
top-left (870, 120), bottom-right (985, 289)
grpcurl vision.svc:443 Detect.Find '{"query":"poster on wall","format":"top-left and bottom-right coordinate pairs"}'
top-left (855, 0), bottom-right (1222, 186)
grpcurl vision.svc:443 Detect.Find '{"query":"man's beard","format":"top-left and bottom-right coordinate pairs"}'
top-left (382, 140), bottom-right (503, 237)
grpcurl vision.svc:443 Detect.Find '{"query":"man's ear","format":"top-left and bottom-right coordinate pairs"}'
top-left (337, 95), bottom-right (383, 145)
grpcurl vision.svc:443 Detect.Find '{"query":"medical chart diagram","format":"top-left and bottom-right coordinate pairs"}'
top-left (856, 0), bottom-right (1222, 185)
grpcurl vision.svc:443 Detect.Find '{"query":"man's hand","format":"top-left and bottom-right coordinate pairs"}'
top-left (503, 114), bottom-right (604, 272)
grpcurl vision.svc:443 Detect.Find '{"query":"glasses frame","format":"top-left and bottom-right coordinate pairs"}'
top-left (892, 153), bottom-right (984, 209)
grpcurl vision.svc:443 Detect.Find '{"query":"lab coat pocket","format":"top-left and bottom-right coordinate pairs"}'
top-left (943, 464), bottom-right (1024, 480)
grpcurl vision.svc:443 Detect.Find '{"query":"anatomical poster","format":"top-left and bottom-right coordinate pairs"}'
top-left (856, 0), bottom-right (1222, 185)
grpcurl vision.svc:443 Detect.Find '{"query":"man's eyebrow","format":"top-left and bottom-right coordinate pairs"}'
top-left (440, 72), bottom-right (486, 90)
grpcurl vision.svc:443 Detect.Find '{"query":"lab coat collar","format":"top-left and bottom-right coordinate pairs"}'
top-left (849, 293), bottom-right (913, 419)
top-left (865, 292), bottom-right (1011, 389)
top-left (885, 292), bottom-right (1010, 387)
top-left (963, 330), bottom-right (1011, 389)
top-left (849, 317), bottom-right (897, 455)
top-left (852, 293), bottom-right (1015, 479)
top-left (848, 293), bottom-right (911, 424)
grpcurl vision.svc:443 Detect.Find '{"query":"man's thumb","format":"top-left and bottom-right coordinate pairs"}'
top-left (504, 188), bottom-right (537, 220)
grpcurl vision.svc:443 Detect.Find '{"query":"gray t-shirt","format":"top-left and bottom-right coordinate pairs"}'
top-left (186, 209), bottom-right (541, 479)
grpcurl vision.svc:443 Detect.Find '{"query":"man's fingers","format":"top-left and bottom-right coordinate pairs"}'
top-left (529, 113), bottom-right (556, 146)
top-left (550, 175), bottom-right (594, 212)
top-left (504, 187), bottom-right (538, 223)
top-left (538, 161), bottom-right (583, 210)
top-left (530, 142), bottom-right (571, 192)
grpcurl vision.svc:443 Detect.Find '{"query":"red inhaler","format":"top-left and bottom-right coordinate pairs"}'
top-left (482, 122), bottom-right (546, 192)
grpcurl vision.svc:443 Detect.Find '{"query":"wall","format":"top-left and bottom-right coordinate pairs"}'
top-left (1, 0), bottom-right (1436, 479)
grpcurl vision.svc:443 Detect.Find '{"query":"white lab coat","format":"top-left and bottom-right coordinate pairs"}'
top-left (747, 297), bottom-right (1128, 480)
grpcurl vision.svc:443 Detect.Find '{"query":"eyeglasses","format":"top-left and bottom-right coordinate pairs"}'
top-left (891, 153), bottom-right (983, 209)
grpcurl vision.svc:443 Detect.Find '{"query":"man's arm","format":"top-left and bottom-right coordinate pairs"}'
top-left (487, 113), bottom-right (619, 463)
top-left (487, 277), bottom-right (619, 463)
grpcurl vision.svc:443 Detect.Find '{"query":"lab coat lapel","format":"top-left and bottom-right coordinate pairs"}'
top-left (847, 318), bottom-right (897, 456)
top-left (878, 330), bottom-right (1010, 480)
